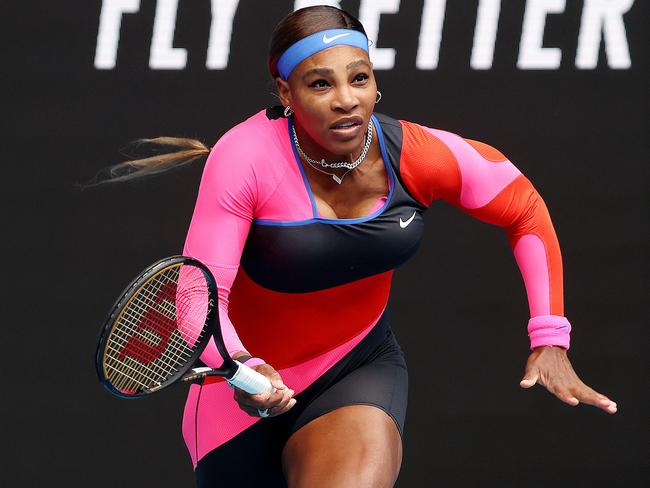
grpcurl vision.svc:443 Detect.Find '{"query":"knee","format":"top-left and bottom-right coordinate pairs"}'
top-left (282, 405), bottom-right (403, 488)
top-left (284, 441), bottom-right (400, 488)
top-left (350, 448), bottom-right (401, 488)
top-left (287, 468), bottom-right (397, 488)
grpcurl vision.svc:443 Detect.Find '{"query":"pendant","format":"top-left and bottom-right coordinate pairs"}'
top-left (332, 174), bottom-right (342, 184)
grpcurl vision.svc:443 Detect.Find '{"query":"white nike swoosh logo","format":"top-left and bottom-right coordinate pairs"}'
top-left (323, 33), bottom-right (351, 44)
top-left (399, 211), bottom-right (417, 228)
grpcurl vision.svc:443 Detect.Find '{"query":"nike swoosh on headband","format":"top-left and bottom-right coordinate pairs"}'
top-left (323, 32), bottom-right (351, 44)
top-left (399, 211), bottom-right (417, 228)
top-left (277, 30), bottom-right (369, 80)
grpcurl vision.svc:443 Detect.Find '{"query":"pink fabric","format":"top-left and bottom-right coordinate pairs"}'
top-left (183, 312), bottom-right (382, 468)
top-left (193, 263), bottom-right (245, 362)
top-left (528, 315), bottom-right (572, 349)
top-left (424, 128), bottom-right (522, 209)
top-left (183, 112), bottom-right (312, 364)
top-left (513, 234), bottom-right (551, 317)
top-left (184, 112), bottom-right (314, 263)
top-left (176, 265), bottom-right (210, 349)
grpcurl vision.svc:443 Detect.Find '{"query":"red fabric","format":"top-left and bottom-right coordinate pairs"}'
top-left (227, 268), bottom-right (394, 369)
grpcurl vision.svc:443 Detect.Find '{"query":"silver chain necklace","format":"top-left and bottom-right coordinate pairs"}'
top-left (292, 120), bottom-right (373, 184)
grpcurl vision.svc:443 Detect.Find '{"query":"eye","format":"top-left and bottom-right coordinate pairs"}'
top-left (309, 79), bottom-right (330, 89)
top-left (353, 73), bottom-right (369, 84)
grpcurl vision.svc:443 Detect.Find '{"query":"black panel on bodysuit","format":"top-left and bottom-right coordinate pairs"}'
top-left (240, 113), bottom-right (427, 293)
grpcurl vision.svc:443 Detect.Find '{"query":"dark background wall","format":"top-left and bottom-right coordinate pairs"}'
top-left (3, 1), bottom-right (647, 486)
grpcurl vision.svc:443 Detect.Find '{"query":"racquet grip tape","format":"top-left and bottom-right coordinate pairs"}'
top-left (228, 361), bottom-right (275, 394)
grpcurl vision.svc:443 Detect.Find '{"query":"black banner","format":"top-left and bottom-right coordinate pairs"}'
top-left (4, 1), bottom-right (646, 486)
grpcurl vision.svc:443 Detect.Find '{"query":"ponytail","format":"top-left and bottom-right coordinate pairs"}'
top-left (89, 136), bottom-right (210, 185)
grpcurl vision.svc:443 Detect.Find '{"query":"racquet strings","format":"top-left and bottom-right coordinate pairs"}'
top-left (103, 263), bottom-right (213, 395)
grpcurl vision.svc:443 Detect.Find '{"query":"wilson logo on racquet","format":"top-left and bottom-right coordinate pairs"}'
top-left (118, 282), bottom-right (177, 364)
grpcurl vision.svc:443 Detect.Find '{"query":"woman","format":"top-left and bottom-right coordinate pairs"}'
top-left (107, 6), bottom-right (617, 487)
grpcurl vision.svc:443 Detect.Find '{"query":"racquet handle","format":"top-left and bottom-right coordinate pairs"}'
top-left (227, 360), bottom-right (276, 394)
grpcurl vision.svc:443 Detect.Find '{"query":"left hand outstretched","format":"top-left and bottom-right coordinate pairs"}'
top-left (520, 346), bottom-right (617, 414)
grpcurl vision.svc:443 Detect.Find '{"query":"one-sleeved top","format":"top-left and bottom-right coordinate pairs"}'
top-left (180, 108), bottom-right (571, 466)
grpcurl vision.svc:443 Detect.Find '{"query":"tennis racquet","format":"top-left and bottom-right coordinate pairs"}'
top-left (95, 255), bottom-right (274, 398)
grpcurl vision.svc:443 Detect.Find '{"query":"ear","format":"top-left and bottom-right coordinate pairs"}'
top-left (275, 77), bottom-right (292, 107)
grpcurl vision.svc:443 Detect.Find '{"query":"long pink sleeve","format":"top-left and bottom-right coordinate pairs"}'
top-left (182, 127), bottom-right (259, 366)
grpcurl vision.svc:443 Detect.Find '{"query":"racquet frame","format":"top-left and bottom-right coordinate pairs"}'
top-left (95, 256), bottom-right (237, 399)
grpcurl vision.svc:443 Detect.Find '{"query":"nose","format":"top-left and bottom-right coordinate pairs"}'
top-left (331, 84), bottom-right (359, 113)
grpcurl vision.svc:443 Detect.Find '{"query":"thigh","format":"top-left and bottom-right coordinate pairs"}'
top-left (282, 404), bottom-right (403, 488)
top-left (282, 336), bottom-right (408, 488)
top-left (290, 330), bottom-right (409, 439)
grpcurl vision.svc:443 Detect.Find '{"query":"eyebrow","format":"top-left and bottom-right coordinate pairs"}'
top-left (346, 59), bottom-right (371, 70)
top-left (302, 67), bottom-right (334, 80)
top-left (302, 59), bottom-right (371, 80)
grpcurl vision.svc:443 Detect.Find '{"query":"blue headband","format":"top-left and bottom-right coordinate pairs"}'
top-left (277, 29), bottom-right (369, 80)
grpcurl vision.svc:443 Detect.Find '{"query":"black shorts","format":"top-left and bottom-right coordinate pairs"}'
top-left (195, 312), bottom-right (408, 487)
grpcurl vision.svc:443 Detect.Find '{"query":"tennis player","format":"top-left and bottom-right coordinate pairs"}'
top-left (105, 6), bottom-right (617, 487)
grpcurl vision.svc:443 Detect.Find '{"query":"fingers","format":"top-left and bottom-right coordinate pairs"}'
top-left (264, 386), bottom-right (295, 414)
top-left (268, 372), bottom-right (286, 391)
top-left (521, 348), bottom-right (618, 414)
top-left (550, 384), bottom-right (618, 413)
top-left (569, 383), bottom-right (618, 414)
top-left (520, 354), bottom-right (541, 388)
top-left (269, 396), bottom-right (298, 416)
top-left (260, 385), bottom-right (298, 417)
top-left (551, 388), bottom-right (580, 407)
top-left (519, 368), bottom-right (539, 389)
top-left (232, 364), bottom-right (297, 418)
top-left (527, 378), bottom-right (617, 413)
top-left (549, 377), bottom-right (618, 413)
top-left (236, 387), bottom-right (297, 418)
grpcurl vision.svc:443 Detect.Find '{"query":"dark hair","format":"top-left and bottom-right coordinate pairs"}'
top-left (268, 6), bottom-right (366, 78)
top-left (93, 6), bottom-right (364, 184)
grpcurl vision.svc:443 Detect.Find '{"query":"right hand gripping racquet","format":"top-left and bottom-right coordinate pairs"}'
top-left (95, 256), bottom-right (275, 399)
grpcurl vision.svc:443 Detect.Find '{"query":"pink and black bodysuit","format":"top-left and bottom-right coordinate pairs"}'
top-left (182, 107), bottom-right (570, 486)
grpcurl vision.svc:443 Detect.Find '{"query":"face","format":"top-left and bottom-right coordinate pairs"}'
top-left (276, 45), bottom-right (377, 159)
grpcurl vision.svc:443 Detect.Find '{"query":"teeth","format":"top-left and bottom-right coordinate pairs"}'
top-left (335, 121), bottom-right (355, 128)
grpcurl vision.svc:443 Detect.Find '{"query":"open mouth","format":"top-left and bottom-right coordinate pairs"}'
top-left (330, 116), bottom-right (364, 130)
top-left (331, 121), bottom-right (360, 129)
